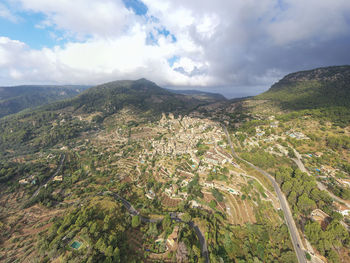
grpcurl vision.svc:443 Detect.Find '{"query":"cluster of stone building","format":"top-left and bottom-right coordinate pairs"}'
top-left (141, 113), bottom-right (226, 160)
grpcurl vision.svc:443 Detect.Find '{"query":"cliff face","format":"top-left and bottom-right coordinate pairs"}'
top-left (272, 66), bottom-right (350, 86)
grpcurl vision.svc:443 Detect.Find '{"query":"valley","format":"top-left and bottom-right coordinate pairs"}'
top-left (0, 66), bottom-right (349, 263)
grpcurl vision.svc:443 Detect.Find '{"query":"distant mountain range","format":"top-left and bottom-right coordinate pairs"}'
top-left (0, 79), bottom-right (227, 156)
top-left (0, 82), bottom-right (228, 119)
top-left (1, 65), bottom-right (349, 120)
top-left (0, 85), bottom-right (89, 118)
top-left (1, 66), bottom-right (349, 263)
top-left (256, 65), bottom-right (350, 110)
top-left (42, 79), bottom-right (224, 119)
top-left (166, 88), bottom-right (226, 102)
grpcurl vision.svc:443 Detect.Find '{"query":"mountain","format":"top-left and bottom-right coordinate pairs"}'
top-left (166, 88), bottom-right (226, 102)
top-left (0, 85), bottom-right (89, 118)
top-left (1, 74), bottom-right (349, 263)
top-left (45, 79), bottom-right (213, 116)
top-left (256, 65), bottom-right (350, 110)
top-left (0, 79), bottom-right (217, 157)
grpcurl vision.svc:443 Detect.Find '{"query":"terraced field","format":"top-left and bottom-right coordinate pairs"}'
top-left (162, 195), bottom-right (181, 207)
top-left (224, 193), bottom-right (256, 225)
top-left (0, 198), bottom-right (64, 263)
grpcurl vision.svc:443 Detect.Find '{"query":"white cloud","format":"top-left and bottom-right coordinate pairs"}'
top-left (1, 0), bottom-right (350, 97)
top-left (0, 31), bottom-right (212, 87)
top-left (173, 57), bottom-right (201, 73)
top-left (266, 0), bottom-right (350, 45)
top-left (16, 0), bottom-right (135, 38)
top-left (0, 3), bottom-right (18, 22)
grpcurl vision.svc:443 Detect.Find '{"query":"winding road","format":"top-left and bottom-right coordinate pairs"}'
top-left (110, 192), bottom-right (209, 263)
top-left (291, 150), bottom-right (350, 234)
top-left (223, 126), bottom-right (307, 263)
top-left (31, 153), bottom-right (65, 199)
top-left (291, 148), bottom-right (350, 208)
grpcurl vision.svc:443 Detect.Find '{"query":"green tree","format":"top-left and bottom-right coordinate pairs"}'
top-left (212, 188), bottom-right (224, 202)
top-left (181, 212), bottom-right (192, 223)
top-left (297, 194), bottom-right (316, 214)
top-left (192, 244), bottom-right (201, 258)
top-left (105, 245), bottom-right (113, 257)
top-left (209, 200), bottom-right (217, 209)
top-left (305, 221), bottom-right (321, 245)
top-left (280, 251), bottom-right (297, 263)
top-left (282, 181), bottom-right (293, 196)
top-left (113, 246), bottom-right (120, 260)
top-left (327, 249), bottom-right (340, 263)
top-left (89, 222), bottom-right (98, 236)
top-left (131, 215), bottom-right (141, 228)
top-left (96, 238), bottom-right (106, 253)
top-left (305, 252), bottom-right (311, 261)
top-left (162, 214), bottom-right (171, 232)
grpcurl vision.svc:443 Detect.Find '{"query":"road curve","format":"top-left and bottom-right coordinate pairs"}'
top-left (31, 153), bottom-right (65, 199)
top-left (111, 192), bottom-right (210, 263)
top-left (291, 152), bottom-right (350, 232)
top-left (291, 149), bottom-right (350, 208)
top-left (223, 126), bottom-right (306, 263)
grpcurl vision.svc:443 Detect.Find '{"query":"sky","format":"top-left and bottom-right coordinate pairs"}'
top-left (0, 0), bottom-right (350, 98)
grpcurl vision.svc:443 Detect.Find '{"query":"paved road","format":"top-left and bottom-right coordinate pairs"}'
top-left (31, 153), bottom-right (65, 198)
top-left (237, 171), bottom-right (280, 208)
top-left (170, 212), bottom-right (209, 262)
top-left (223, 126), bottom-right (306, 263)
top-left (112, 193), bottom-right (159, 223)
top-left (111, 192), bottom-right (209, 263)
top-left (291, 151), bottom-right (350, 232)
top-left (291, 148), bottom-right (350, 208)
top-left (316, 181), bottom-right (350, 208)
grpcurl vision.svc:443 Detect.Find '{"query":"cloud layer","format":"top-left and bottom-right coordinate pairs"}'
top-left (1, 0), bottom-right (350, 97)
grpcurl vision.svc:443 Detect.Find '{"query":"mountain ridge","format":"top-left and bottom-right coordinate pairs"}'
top-left (165, 88), bottom-right (226, 102)
top-left (255, 65), bottom-right (350, 110)
top-left (0, 78), bottom-right (221, 157)
top-left (56, 78), bottom-right (213, 116)
top-left (0, 85), bottom-right (89, 118)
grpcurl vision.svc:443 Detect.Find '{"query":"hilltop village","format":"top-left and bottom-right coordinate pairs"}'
top-left (60, 110), bottom-right (282, 241)
top-left (4, 108), bottom-right (349, 263)
top-left (1, 66), bottom-right (350, 263)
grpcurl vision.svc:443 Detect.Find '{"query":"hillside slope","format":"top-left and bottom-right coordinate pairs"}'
top-left (0, 85), bottom-right (88, 118)
top-left (166, 88), bottom-right (226, 102)
top-left (256, 65), bottom-right (350, 110)
top-left (0, 79), bottom-right (215, 157)
top-left (45, 79), bottom-right (210, 116)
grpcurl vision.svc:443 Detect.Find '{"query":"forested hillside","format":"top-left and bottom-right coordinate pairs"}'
top-left (0, 85), bottom-right (88, 118)
top-left (0, 79), bottom-right (217, 158)
top-left (256, 66), bottom-right (350, 110)
top-left (253, 66), bottom-right (350, 127)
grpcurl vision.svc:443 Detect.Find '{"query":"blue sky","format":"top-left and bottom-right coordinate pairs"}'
top-left (0, 0), bottom-right (350, 97)
top-left (123, 0), bottom-right (148, 15)
top-left (0, 8), bottom-right (55, 49)
top-left (0, 0), bottom-right (154, 49)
